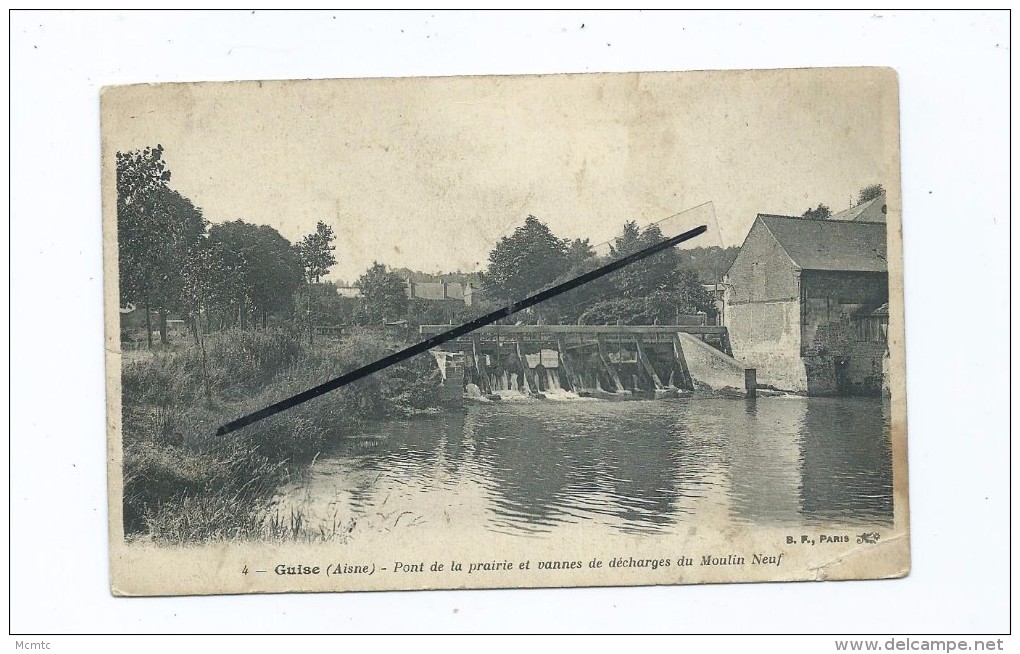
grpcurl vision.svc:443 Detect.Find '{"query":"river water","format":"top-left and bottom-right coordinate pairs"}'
top-left (276, 396), bottom-right (893, 539)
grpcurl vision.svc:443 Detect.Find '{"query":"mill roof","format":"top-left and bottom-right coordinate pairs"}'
top-left (757, 214), bottom-right (888, 273)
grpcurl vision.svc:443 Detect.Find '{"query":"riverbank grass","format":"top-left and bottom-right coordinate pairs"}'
top-left (121, 327), bottom-right (442, 544)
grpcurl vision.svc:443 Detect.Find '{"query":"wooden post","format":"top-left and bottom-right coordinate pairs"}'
top-left (745, 368), bottom-right (757, 398)
top-left (306, 287), bottom-right (313, 346)
top-left (196, 308), bottom-right (211, 402)
top-left (557, 338), bottom-right (577, 391)
top-left (596, 334), bottom-right (624, 392)
top-left (144, 300), bottom-right (152, 348)
top-left (472, 337), bottom-right (488, 393)
top-left (636, 338), bottom-right (663, 389)
top-left (514, 340), bottom-right (531, 393)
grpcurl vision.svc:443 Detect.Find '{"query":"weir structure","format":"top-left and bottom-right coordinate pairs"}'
top-left (419, 324), bottom-right (756, 399)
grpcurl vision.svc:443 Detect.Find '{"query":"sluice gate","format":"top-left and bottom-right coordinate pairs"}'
top-left (419, 325), bottom-right (754, 398)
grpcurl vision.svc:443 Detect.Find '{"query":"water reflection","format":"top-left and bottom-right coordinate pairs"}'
top-left (277, 397), bottom-right (894, 537)
top-left (722, 398), bottom-right (806, 525)
top-left (798, 398), bottom-right (894, 525)
top-left (468, 403), bottom-right (714, 534)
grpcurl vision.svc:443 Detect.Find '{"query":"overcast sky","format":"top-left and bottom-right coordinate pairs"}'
top-left (103, 68), bottom-right (898, 283)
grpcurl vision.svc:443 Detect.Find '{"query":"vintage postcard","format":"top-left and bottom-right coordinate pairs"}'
top-left (103, 68), bottom-right (909, 596)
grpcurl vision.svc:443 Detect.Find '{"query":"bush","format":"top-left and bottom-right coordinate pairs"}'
top-left (204, 328), bottom-right (304, 396)
top-left (122, 440), bottom-right (221, 534)
top-left (121, 351), bottom-right (199, 409)
top-left (379, 353), bottom-right (444, 416)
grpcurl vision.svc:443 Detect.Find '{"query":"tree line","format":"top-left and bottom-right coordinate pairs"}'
top-left (478, 216), bottom-right (718, 326)
top-left (119, 145), bottom-right (739, 346)
top-left (117, 145), bottom-right (338, 346)
top-left (307, 215), bottom-right (729, 330)
top-left (117, 145), bottom-right (478, 346)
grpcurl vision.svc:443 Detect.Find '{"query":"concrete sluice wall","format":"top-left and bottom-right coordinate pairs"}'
top-left (675, 332), bottom-right (753, 395)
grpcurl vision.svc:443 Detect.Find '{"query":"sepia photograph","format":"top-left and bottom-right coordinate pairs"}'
top-left (103, 68), bottom-right (909, 596)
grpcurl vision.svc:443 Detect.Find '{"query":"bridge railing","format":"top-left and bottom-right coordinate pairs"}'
top-left (419, 324), bottom-right (728, 338)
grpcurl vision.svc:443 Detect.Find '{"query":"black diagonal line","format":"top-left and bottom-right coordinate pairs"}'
top-left (216, 224), bottom-right (707, 436)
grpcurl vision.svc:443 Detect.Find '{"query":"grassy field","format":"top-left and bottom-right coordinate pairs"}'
top-left (120, 327), bottom-right (443, 544)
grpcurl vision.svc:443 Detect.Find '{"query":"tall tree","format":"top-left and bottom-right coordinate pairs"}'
top-left (116, 146), bottom-right (205, 345)
top-left (117, 145), bottom-right (169, 347)
top-left (483, 215), bottom-right (568, 303)
top-left (116, 144), bottom-right (170, 209)
top-left (802, 204), bottom-right (832, 220)
top-left (610, 221), bottom-right (642, 256)
top-left (296, 221), bottom-right (338, 283)
top-left (857, 183), bottom-right (886, 205)
top-left (206, 221), bottom-right (304, 329)
top-left (203, 225), bottom-right (251, 329)
top-left (545, 238), bottom-right (605, 323)
top-left (293, 281), bottom-right (351, 343)
top-left (149, 187), bottom-right (206, 343)
top-left (565, 237), bottom-right (595, 268)
top-left (178, 237), bottom-right (215, 399)
top-left (355, 262), bottom-right (409, 325)
top-left (577, 221), bottom-right (712, 325)
top-left (608, 222), bottom-right (680, 295)
top-left (675, 246), bottom-right (739, 284)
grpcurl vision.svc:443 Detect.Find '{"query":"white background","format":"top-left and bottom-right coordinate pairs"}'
top-left (7, 9), bottom-right (1011, 636)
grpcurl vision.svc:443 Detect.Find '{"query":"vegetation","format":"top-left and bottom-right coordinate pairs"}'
top-left (799, 184), bottom-right (886, 223)
top-left (389, 267), bottom-right (482, 285)
top-left (675, 245), bottom-right (739, 284)
top-left (296, 221), bottom-right (338, 284)
top-left (115, 146), bottom-right (449, 543)
top-left (293, 281), bottom-right (356, 335)
top-left (203, 220), bottom-right (305, 331)
top-left (117, 146), bottom-right (327, 344)
top-left (117, 143), bottom-right (734, 340)
top-left (574, 222), bottom-right (715, 325)
top-left (803, 204), bottom-right (832, 220)
top-left (118, 143), bottom-right (872, 544)
top-left (481, 215), bottom-right (570, 304)
top-left (858, 183), bottom-right (886, 205)
top-left (122, 327), bottom-right (442, 543)
top-left (117, 145), bottom-right (206, 345)
top-left (354, 262), bottom-right (409, 325)
top-left (480, 218), bottom-right (717, 326)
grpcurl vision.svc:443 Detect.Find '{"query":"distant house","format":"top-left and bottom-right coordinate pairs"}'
top-left (335, 286), bottom-right (361, 299)
top-left (335, 279), bottom-right (477, 305)
top-left (723, 213), bottom-right (889, 395)
top-left (406, 279), bottom-right (474, 306)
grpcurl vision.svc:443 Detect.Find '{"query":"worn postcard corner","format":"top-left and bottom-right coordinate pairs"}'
top-left (104, 67), bottom-right (909, 596)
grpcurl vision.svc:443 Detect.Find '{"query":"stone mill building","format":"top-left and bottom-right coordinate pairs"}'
top-left (722, 195), bottom-right (890, 395)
